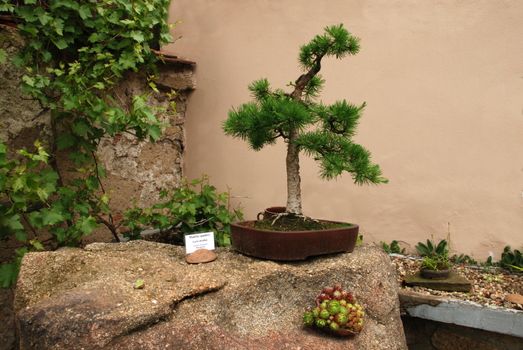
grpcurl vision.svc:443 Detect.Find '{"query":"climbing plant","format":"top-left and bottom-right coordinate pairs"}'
top-left (123, 176), bottom-right (243, 247)
top-left (0, 0), bottom-right (201, 287)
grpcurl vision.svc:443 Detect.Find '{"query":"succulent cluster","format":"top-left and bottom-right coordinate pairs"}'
top-left (303, 285), bottom-right (365, 336)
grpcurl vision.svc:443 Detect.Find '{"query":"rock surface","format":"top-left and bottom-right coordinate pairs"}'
top-left (186, 248), bottom-right (217, 264)
top-left (505, 294), bottom-right (523, 305)
top-left (15, 241), bottom-right (406, 350)
top-left (404, 271), bottom-right (472, 292)
top-left (403, 316), bottom-right (523, 350)
top-left (0, 25), bottom-right (52, 151)
top-left (0, 288), bottom-right (15, 350)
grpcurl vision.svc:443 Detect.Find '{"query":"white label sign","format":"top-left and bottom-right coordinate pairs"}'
top-left (184, 231), bottom-right (215, 254)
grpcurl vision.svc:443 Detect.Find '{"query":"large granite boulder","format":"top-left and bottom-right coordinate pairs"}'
top-left (15, 241), bottom-right (407, 349)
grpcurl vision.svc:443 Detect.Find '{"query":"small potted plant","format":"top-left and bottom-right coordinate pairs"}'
top-left (223, 24), bottom-right (387, 260)
top-left (416, 239), bottom-right (451, 279)
top-left (420, 254), bottom-right (451, 279)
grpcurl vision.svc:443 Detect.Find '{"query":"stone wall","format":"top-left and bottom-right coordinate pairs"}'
top-left (0, 25), bottom-right (52, 153)
top-left (0, 25), bottom-right (195, 246)
top-left (96, 62), bottom-right (195, 210)
top-left (14, 243), bottom-right (407, 350)
top-left (402, 316), bottom-right (523, 350)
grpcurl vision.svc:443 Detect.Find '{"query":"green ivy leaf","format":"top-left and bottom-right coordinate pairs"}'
top-left (52, 18), bottom-right (64, 36)
top-left (93, 82), bottom-right (105, 90)
top-left (42, 208), bottom-right (65, 226)
top-left (29, 239), bottom-right (44, 251)
top-left (100, 194), bottom-right (110, 205)
top-left (12, 176), bottom-right (26, 192)
top-left (77, 216), bottom-right (97, 235)
top-left (42, 51), bottom-right (52, 63)
top-left (0, 3), bottom-right (15, 12)
top-left (129, 31), bottom-right (145, 43)
top-left (148, 125), bottom-right (161, 141)
top-left (36, 10), bottom-right (52, 25)
top-left (53, 227), bottom-right (66, 243)
top-left (0, 263), bottom-right (19, 288)
top-left (52, 38), bottom-right (68, 50)
top-left (14, 230), bottom-right (27, 242)
top-left (36, 187), bottom-right (51, 201)
top-left (78, 5), bottom-right (92, 20)
top-left (72, 120), bottom-right (91, 137)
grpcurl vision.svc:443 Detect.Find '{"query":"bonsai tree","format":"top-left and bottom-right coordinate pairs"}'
top-left (223, 24), bottom-right (387, 216)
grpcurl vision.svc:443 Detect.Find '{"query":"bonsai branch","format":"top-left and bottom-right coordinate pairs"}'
top-left (291, 58), bottom-right (322, 100)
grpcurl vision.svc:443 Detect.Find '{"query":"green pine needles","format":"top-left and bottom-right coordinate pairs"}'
top-left (224, 24), bottom-right (387, 215)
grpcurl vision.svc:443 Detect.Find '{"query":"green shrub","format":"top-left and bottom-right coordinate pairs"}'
top-left (421, 255), bottom-right (451, 271)
top-left (450, 253), bottom-right (478, 266)
top-left (381, 240), bottom-right (405, 254)
top-left (122, 177), bottom-right (243, 247)
top-left (415, 239), bottom-right (448, 257)
top-left (500, 246), bottom-right (523, 272)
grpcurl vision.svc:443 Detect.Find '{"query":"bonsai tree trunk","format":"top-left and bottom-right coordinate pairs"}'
top-left (286, 127), bottom-right (302, 215)
top-left (285, 61), bottom-right (321, 216)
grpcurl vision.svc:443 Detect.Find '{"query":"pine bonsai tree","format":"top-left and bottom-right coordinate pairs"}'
top-left (223, 24), bottom-right (387, 216)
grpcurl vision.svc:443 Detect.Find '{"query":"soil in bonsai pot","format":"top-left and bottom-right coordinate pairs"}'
top-left (254, 215), bottom-right (351, 232)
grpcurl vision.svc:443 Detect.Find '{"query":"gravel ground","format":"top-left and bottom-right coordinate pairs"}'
top-left (391, 255), bottom-right (523, 310)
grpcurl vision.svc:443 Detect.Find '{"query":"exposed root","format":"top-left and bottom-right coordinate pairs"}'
top-left (270, 212), bottom-right (319, 226)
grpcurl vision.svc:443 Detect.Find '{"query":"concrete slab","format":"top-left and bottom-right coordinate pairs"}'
top-left (399, 290), bottom-right (523, 338)
top-left (404, 271), bottom-right (472, 292)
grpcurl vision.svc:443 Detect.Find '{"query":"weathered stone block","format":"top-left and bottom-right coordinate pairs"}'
top-left (0, 25), bottom-right (51, 150)
top-left (15, 243), bottom-right (406, 349)
top-left (157, 64), bottom-right (196, 91)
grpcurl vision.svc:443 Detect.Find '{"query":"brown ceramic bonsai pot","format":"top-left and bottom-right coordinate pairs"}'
top-left (231, 215), bottom-right (359, 261)
top-left (420, 268), bottom-right (451, 279)
top-left (256, 206), bottom-right (287, 221)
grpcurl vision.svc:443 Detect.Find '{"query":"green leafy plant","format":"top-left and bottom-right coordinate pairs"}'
top-left (416, 238), bottom-right (451, 272)
top-left (450, 253), bottom-right (478, 266)
top-left (0, 141), bottom-right (99, 247)
top-left (421, 255), bottom-right (451, 271)
top-left (484, 256), bottom-right (495, 266)
top-left (415, 239), bottom-right (448, 257)
top-left (500, 246), bottom-right (523, 272)
top-left (381, 240), bottom-right (405, 254)
top-left (223, 24), bottom-right (387, 216)
top-left (122, 177), bottom-right (243, 247)
top-left (0, 247), bottom-right (28, 288)
top-left (0, 0), bottom-right (176, 287)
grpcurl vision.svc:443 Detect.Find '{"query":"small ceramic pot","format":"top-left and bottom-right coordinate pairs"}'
top-left (420, 268), bottom-right (450, 279)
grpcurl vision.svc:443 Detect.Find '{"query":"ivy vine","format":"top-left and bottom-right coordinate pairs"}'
top-left (0, 1), bottom-right (239, 287)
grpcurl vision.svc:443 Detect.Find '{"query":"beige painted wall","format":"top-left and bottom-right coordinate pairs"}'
top-left (166, 0), bottom-right (523, 258)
